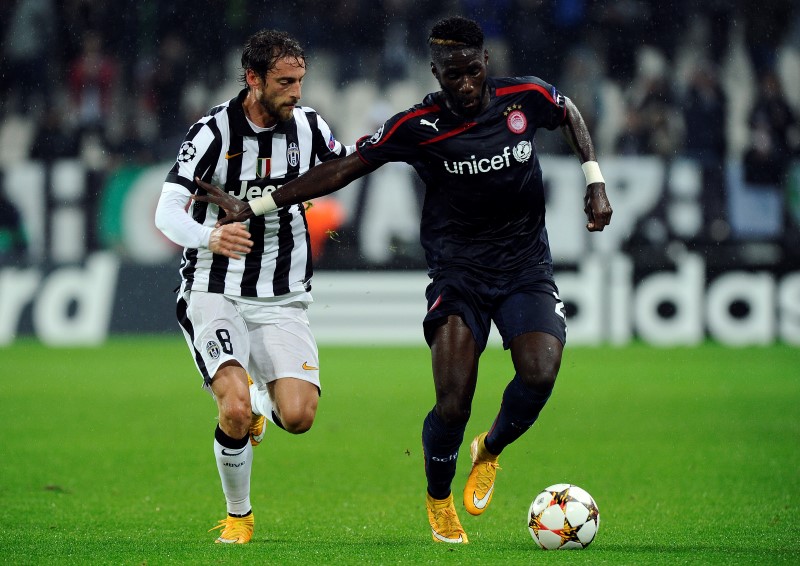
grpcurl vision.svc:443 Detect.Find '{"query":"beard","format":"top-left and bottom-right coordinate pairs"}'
top-left (260, 93), bottom-right (295, 123)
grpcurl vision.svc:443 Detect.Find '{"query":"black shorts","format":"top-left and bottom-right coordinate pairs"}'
top-left (423, 269), bottom-right (567, 351)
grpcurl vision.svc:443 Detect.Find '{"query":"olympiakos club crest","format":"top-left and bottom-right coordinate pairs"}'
top-left (506, 109), bottom-right (527, 134)
top-left (287, 142), bottom-right (300, 167)
top-left (256, 157), bottom-right (271, 178)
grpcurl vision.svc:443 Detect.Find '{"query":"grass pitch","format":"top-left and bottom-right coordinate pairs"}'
top-left (1, 338), bottom-right (798, 564)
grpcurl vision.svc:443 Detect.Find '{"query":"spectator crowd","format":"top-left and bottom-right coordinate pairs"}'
top-left (1, 0), bottom-right (799, 258)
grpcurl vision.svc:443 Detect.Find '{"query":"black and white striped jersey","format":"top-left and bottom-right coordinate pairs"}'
top-left (163, 88), bottom-right (350, 298)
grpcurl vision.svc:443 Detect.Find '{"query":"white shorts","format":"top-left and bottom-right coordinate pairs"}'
top-left (177, 290), bottom-right (320, 392)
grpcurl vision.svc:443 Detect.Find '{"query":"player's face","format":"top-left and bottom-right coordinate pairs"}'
top-left (255, 56), bottom-right (305, 123)
top-left (432, 48), bottom-right (489, 118)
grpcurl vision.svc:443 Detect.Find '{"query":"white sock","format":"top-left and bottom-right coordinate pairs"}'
top-left (214, 432), bottom-right (253, 516)
top-left (250, 383), bottom-right (276, 425)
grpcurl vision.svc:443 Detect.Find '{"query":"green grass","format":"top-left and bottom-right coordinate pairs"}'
top-left (1, 338), bottom-right (798, 564)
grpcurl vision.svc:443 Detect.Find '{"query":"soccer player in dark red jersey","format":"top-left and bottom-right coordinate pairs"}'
top-left (195, 16), bottom-right (612, 544)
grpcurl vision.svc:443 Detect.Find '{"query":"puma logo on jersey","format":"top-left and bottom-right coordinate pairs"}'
top-left (420, 118), bottom-right (440, 131)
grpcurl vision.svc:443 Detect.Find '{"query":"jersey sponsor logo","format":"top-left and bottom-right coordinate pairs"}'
top-left (420, 118), bottom-right (440, 131)
top-left (287, 142), bottom-right (300, 167)
top-left (328, 133), bottom-right (337, 150)
top-left (512, 140), bottom-right (532, 163)
top-left (443, 141), bottom-right (533, 174)
top-left (256, 157), bottom-right (271, 178)
top-left (228, 180), bottom-right (282, 200)
top-left (178, 141), bottom-right (197, 163)
top-left (301, 361), bottom-right (318, 371)
top-left (443, 146), bottom-right (512, 175)
top-left (225, 150), bottom-right (246, 159)
top-left (206, 340), bottom-right (221, 359)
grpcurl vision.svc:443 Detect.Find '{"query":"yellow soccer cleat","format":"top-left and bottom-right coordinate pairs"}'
top-left (426, 493), bottom-right (468, 544)
top-left (209, 513), bottom-right (255, 544)
top-left (247, 374), bottom-right (266, 446)
top-left (463, 432), bottom-right (501, 516)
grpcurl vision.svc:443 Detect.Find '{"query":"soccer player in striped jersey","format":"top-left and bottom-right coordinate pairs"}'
top-left (154, 29), bottom-right (352, 544)
top-left (195, 17), bottom-right (612, 543)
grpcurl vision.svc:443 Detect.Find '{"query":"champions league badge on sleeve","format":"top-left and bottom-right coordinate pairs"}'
top-left (504, 104), bottom-right (527, 134)
top-left (177, 141), bottom-right (197, 163)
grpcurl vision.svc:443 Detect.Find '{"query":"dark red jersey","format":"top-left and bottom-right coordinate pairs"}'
top-left (356, 76), bottom-right (567, 276)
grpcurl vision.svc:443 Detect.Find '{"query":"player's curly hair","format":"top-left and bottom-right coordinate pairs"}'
top-left (428, 16), bottom-right (484, 59)
top-left (240, 29), bottom-right (305, 85)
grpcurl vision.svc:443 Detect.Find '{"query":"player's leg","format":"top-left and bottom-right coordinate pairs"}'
top-left (464, 285), bottom-right (566, 516)
top-left (268, 378), bottom-right (319, 433)
top-left (209, 361), bottom-right (256, 542)
top-left (421, 276), bottom-right (492, 543)
top-left (246, 373), bottom-right (267, 446)
top-left (247, 302), bottom-right (321, 434)
top-left (177, 291), bottom-right (256, 543)
top-left (491, 331), bottom-right (563, 453)
top-left (488, 284), bottom-right (566, 455)
top-left (425, 315), bottom-right (480, 500)
top-left (423, 315), bottom-right (483, 544)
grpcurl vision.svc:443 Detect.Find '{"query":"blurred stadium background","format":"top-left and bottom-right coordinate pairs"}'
top-left (1, 0), bottom-right (799, 347)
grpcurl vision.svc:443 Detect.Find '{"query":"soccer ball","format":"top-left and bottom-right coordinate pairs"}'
top-left (527, 483), bottom-right (600, 550)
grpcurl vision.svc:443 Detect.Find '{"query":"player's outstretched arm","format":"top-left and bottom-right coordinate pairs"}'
top-left (559, 97), bottom-right (613, 232)
top-left (193, 153), bottom-right (376, 224)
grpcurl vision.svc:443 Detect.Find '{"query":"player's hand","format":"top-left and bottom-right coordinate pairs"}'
top-left (208, 223), bottom-right (252, 259)
top-left (584, 182), bottom-right (612, 232)
top-left (192, 177), bottom-right (255, 224)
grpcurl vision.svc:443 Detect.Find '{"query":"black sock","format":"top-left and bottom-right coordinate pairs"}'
top-left (422, 408), bottom-right (466, 500)
top-left (485, 374), bottom-right (552, 455)
top-left (214, 424), bottom-right (249, 448)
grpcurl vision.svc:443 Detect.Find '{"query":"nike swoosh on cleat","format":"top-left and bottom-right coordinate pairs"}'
top-left (472, 485), bottom-right (494, 509)
top-left (221, 447), bottom-right (247, 456)
top-left (302, 362), bottom-right (318, 371)
top-left (432, 529), bottom-right (463, 543)
top-left (225, 150), bottom-right (246, 159)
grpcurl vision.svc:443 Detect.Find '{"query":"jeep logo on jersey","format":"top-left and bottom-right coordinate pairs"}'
top-left (512, 140), bottom-right (532, 163)
top-left (287, 142), bottom-right (300, 167)
top-left (228, 179), bottom-right (283, 200)
top-left (206, 340), bottom-right (221, 359)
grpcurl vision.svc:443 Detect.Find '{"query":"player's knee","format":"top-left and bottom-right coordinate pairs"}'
top-left (279, 406), bottom-right (317, 434)
top-left (520, 363), bottom-right (559, 393)
top-left (219, 400), bottom-right (251, 437)
top-left (436, 398), bottom-right (471, 427)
